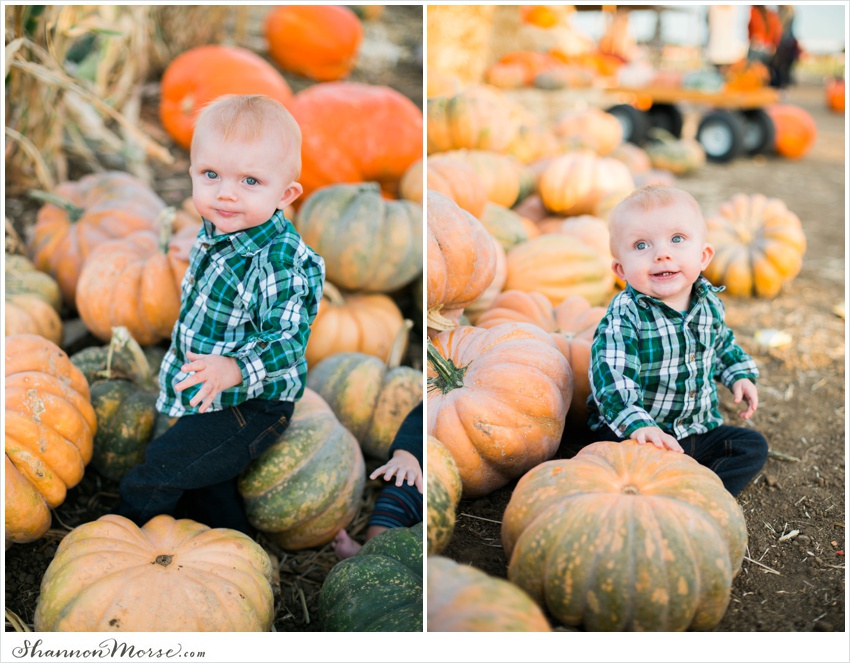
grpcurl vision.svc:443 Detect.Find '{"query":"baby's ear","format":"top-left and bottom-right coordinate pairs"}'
top-left (612, 258), bottom-right (626, 282)
top-left (278, 182), bottom-right (303, 209)
top-left (701, 243), bottom-right (715, 269)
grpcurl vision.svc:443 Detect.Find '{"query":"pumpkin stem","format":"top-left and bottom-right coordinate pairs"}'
top-left (386, 319), bottom-right (413, 369)
top-left (158, 207), bottom-right (176, 254)
top-left (153, 554), bottom-right (173, 567)
top-left (427, 305), bottom-right (460, 332)
top-left (427, 338), bottom-right (468, 394)
top-left (28, 189), bottom-right (84, 223)
top-left (322, 281), bottom-right (345, 306)
top-left (103, 326), bottom-right (154, 387)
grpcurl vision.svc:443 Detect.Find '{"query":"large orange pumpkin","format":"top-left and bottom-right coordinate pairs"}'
top-left (427, 191), bottom-right (497, 332)
top-left (427, 323), bottom-right (572, 497)
top-left (27, 171), bottom-right (165, 306)
top-left (538, 151), bottom-right (635, 216)
top-left (502, 440), bottom-right (747, 631)
top-left (292, 82), bottom-right (423, 201)
top-left (265, 5), bottom-right (363, 82)
top-left (5, 335), bottom-right (96, 545)
top-left (427, 85), bottom-right (519, 154)
top-left (34, 514), bottom-right (274, 631)
top-left (159, 45), bottom-right (294, 150)
top-left (702, 193), bottom-right (806, 298)
top-left (765, 104), bottom-right (817, 159)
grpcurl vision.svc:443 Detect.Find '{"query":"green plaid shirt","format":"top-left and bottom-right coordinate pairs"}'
top-left (588, 276), bottom-right (758, 439)
top-left (157, 210), bottom-right (324, 417)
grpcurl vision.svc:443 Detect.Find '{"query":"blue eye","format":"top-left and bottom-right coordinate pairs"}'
top-left (635, 241), bottom-right (648, 251)
top-left (204, 171), bottom-right (218, 180)
top-left (671, 235), bottom-right (684, 244)
top-left (245, 177), bottom-right (258, 186)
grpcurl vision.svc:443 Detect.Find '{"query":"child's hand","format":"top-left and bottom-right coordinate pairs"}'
top-left (631, 426), bottom-right (684, 453)
top-left (370, 449), bottom-right (423, 494)
top-left (175, 351), bottom-right (243, 413)
top-left (732, 378), bottom-right (758, 420)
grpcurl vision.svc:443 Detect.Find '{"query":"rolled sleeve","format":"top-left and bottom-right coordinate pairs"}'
top-left (714, 323), bottom-right (759, 389)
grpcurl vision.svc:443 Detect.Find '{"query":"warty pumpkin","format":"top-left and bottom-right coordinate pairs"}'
top-left (426, 436), bottom-right (462, 555)
top-left (427, 323), bottom-right (572, 498)
top-left (427, 85), bottom-right (520, 154)
top-left (295, 182), bottom-right (422, 293)
top-left (238, 389), bottom-right (366, 550)
top-left (159, 44), bottom-right (294, 150)
top-left (702, 192), bottom-right (806, 298)
top-left (26, 171), bottom-right (165, 306)
top-left (502, 440), bottom-right (747, 631)
top-left (265, 5), bottom-right (363, 82)
top-left (5, 334), bottom-right (96, 545)
top-left (34, 514), bottom-right (274, 631)
top-left (538, 150), bottom-right (635, 216)
top-left (427, 556), bottom-right (551, 632)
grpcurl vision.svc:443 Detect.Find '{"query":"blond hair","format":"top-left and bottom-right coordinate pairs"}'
top-left (191, 95), bottom-right (302, 178)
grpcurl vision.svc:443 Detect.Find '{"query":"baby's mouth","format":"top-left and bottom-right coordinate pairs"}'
top-left (652, 270), bottom-right (679, 278)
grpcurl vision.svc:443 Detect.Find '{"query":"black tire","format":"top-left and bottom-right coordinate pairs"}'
top-left (740, 108), bottom-right (776, 155)
top-left (605, 104), bottom-right (650, 145)
top-left (696, 109), bottom-right (746, 162)
top-left (646, 103), bottom-right (684, 138)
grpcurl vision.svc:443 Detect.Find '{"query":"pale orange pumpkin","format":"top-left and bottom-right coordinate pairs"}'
top-left (438, 149), bottom-right (525, 208)
top-left (425, 155), bottom-right (489, 219)
top-left (4, 294), bottom-right (63, 345)
top-left (553, 107), bottom-right (624, 156)
top-left (399, 159), bottom-right (424, 204)
top-left (538, 151), bottom-right (635, 216)
top-left (506, 122), bottom-right (563, 164)
top-left (427, 323), bottom-right (572, 497)
top-left (427, 85), bottom-right (519, 154)
top-left (609, 142), bottom-right (652, 174)
top-left (463, 236), bottom-right (508, 323)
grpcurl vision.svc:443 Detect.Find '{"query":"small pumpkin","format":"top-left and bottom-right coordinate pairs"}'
top-left (538, 151), bottom-right (635, 216)
top-left (5, 335), bottom-right (96, 545)
top-left (425, 155), bottom-right (489, 219)
top-left (502, 440), bottom-right (747, 631)
top-left (427, 556), bottom-right (551, 632)
top-left (238, 389), bottom-right (366, 550)
top-left (645, 129), bottom-right (706, 175)
top-left (427, 85), bottom-right (519, 154)
top-left (766, 104), bottom-right (817, 159)
top-left (426, 436), bottom-right (462, 555)
top-left (427, 323), bottom-right (572, 498)
top-left (295, 182), bottom-right (422, 293)
top-left (825, 78), bottom-right (845, 113)
top-left (478, 202), bottom-right (535, 251)
top-left (702, 192), bottom-right (806, 298)
top-left (4, 254), bottom-right (62, 312)
top-left (34, 514), bottom-right (274, 631)
top-left (318, 522), bottom-right (423, 632)
top-left (4, 293), bottom-right (63, 345)
top-left (159, 44), bottom-right (294, 150)
top-left (265, 5), bottom-right (363, 82)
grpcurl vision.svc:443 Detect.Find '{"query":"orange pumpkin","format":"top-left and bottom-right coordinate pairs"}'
top-left (724, 58), bottom-right (770, 91)
top-left (4, 254), bottom-right (63, 344)
top-left (538, 151), bottom-right (635, 216)
top-left (427, 191), bottom-right (497, 332)
top-left (27, 171), bottom-right (165, 306)
top-left (463, 236), bottom-right (508, 323)
top-left (159, 45), bottom-right (294, 150)
top-left (484, 61), bottom-right (527, 89)
top-left (427, 323), bottom-right (572, 497)
top-left (439, 149), bottom-right (524, 208)
top-left (425, 155), bottom-right (489, 219)
top-left (5, 335), bottom-right (97, 545)
top-left (399, 159), bottom-right (424, 204)
top-left (292, 82), bottom-right (423, 201)
top-left (476, 291), bottom-right (604, 426)
top-left (703, 193), bottom-right (806, 298)
top-left (826, 78), bottom-right (845, 113)
top-left (265, 5), bottom-right (363, 82)
top-left (766, 104), bottom-right (817, 159)
top-left (506, 123), bottom-right (563, 164)
top-left (427, 85), bottom-right (519, 154)
top-left (609, 142), bottom-right (652, 174)
top-left (553, 107), bottom-right (624, 156)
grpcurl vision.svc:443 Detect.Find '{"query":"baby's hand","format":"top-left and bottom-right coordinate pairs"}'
top-left (370, 449), bottom-right (423, 494)
top-left (175, 351), bottom-right (242, 413)
top-left (631, 426), bottom-right (684, 453)
top-left (732, 378), bottom-right (758, 420)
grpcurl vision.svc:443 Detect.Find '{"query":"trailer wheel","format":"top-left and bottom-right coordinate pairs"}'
top-left (741, 108), bottom-right (776, 155)
top-left (606, 104), bottom-right (650, 145)
top-left (647, 103), bottom-right (684, 138)
top-left (696, 110), bottom-right (746, 162)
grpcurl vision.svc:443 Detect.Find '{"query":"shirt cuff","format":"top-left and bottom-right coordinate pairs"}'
top-left (605, 405), bottom-right (657, 439)
top-left (233, 352), bottom-right (267, 388)
top-left (719, 361), bottom-right (759, 389)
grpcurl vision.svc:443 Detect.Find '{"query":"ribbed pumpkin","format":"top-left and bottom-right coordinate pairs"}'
top-left (609, 142), bottom-right (652, 174)
top-left (295, 182), bottom-right (422, 293)
top-left (306, 281), bottom-right (405, 367)
top-left (265, 5), bottom-right (363, 82)
top-left (553, 107), bottom-right (624, 156)
top-left (27, 171), bottom-right (165, 305)
top-left (766, 104), bottom-right (817, 159)
top-left (238, 389), bottom-right (366, 550)
top-left (4, 294), bottom-right (63, 345)
top-left (425, 155), bottom-right (488, 219)
top-left (318, 522), bottom-right (423, 632)
top-left (427, 556), bottom-right (551, 632)
top-left (427, 85), bottom-right (519, 154)
top-left (539, 151), bottom-right (635, 216)
top-left (159, 44), bottom-right (294, 150)
top-left (462, 236), bottom-right (508, 323)
top-left (5, 335), bottom-right (96, 545)
top-left (476, 292), bottom-right (604, 426)
top-left (398, 158), bottom-right (424, 204)
top-left (292, 81), bottom-right (423, 201)
top-left (479, 202), bottom-right (535, 251)
top-left (426, 436), bottom-right (462, 555)
top-left (34, 514), bottom-right (274, 631)
top-left (645, 130), bottom-right (706, 175)
top-left (427, 323), bottom-right (572, 498)
top-left (306, 323), bottom-right (423, 460)
top-left (537, 214), bottom-right (622, 288)
top-left (427, 191), bottom-right (497, 332)
top-left (70, 328), bottom-right (165, 482)
top-left (4, 254), bottom-right (62, 312)
top-left (75, 212), bottom-right (190, 346)
top-left (506, 122), bottom-right (563, 164)
top-left (702, 193), bottom-right (806, 298)
top-left (505, 234), bottom-right (614, 307)
top-left (438, 149), bottom-right (524, 208)
top-left (502, 440), bottom-right (748, 631)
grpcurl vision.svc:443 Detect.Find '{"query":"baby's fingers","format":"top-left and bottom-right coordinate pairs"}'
top-left (368, 463), bottom-right (390, 481)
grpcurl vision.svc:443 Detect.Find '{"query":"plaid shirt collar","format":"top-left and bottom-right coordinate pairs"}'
top-left (624, 275), bottom-right (724, 312)
top-left (200, 209), bottom-right (289, 257)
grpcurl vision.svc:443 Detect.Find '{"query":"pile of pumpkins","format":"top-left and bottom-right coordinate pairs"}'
top-left (423, 82), bottom-right (807, 631)
top-left (5, 4), bottom-right (424, 633)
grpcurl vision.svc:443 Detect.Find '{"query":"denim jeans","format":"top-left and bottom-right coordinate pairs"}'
top-left (119, 398), bottom-right (294, 533)
top-left (592, 424), bottom-right (768, 497)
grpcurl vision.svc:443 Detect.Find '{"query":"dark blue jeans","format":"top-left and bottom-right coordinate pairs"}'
top-left (119, 398), bottom-right (293, 534)
top-left (592, 424), bottom-right (768, 497)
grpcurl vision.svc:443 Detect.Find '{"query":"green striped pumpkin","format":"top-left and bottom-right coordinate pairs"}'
top-left (426, 436), bottom-right (461, 555)
top-left (318, 522), bottom-right (423, 631)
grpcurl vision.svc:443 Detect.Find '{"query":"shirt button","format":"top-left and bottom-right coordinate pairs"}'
top-left (690, 353), bottom-right (695, 361)
top-left (690, 391), bottom-right (696, 398)
top-left (259, 342), bottom-right (267, 349)
top-left (618, 424), bottom-right (626, 432)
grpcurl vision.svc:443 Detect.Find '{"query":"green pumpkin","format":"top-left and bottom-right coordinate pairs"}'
top-left (5, 254), bottom-right (63, 312)
top-left (318, 522), bottom-right (423, 632)
top-left (426, 436), bottom-right (461, 555)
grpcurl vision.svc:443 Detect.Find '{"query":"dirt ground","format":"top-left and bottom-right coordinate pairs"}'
top-left (442, 81), bottom-right (847, 633)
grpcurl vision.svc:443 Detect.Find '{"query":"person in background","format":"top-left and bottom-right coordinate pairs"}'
top-left (772, 5), bottom-right (802, 90)
top-left (705, 5), bottom-right (748, 74)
